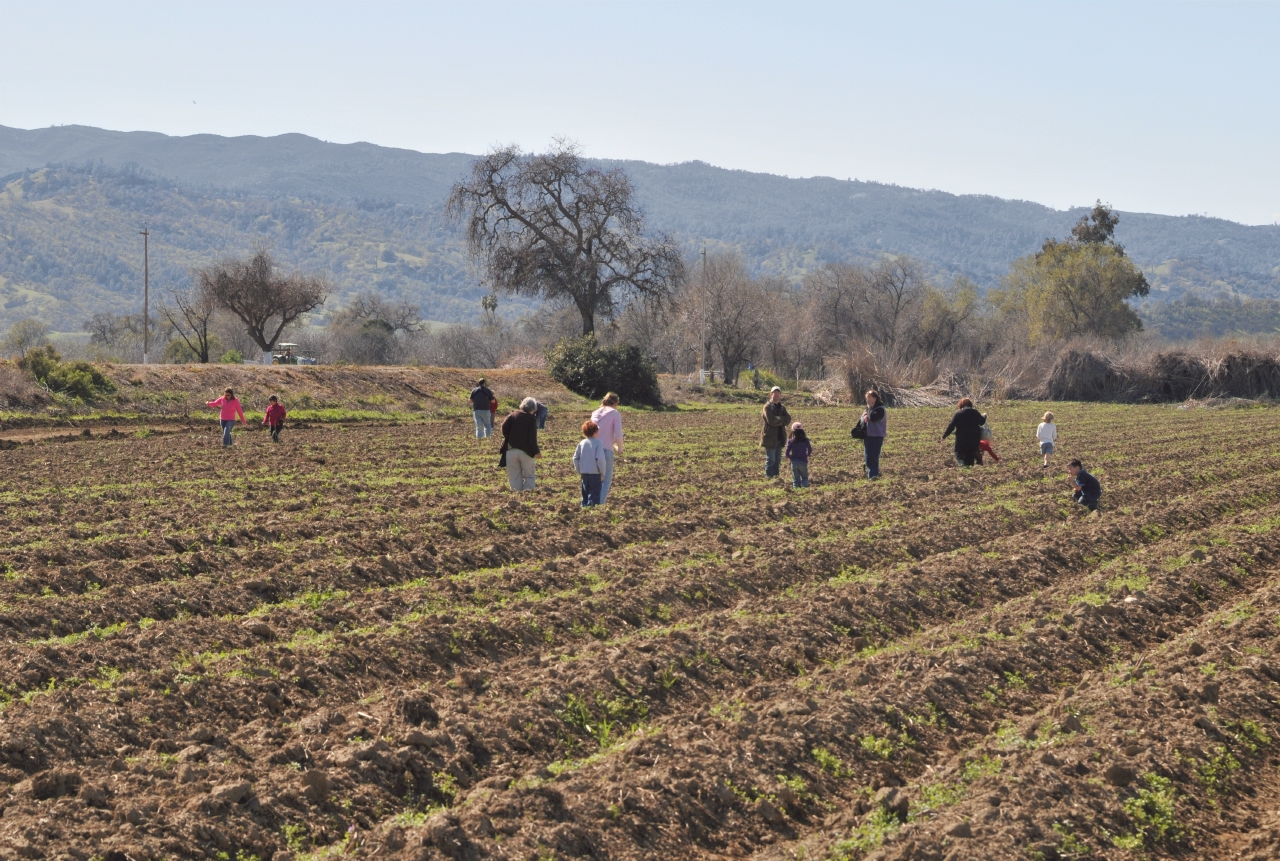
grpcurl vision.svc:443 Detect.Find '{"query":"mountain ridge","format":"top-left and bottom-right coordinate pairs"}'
top-left (0, 124), bottom-right (1277, 332)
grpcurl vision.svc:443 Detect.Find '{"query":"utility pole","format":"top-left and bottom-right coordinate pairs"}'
top-left (140, 226), bottom-right (150, 364)
top-left (699, 247), bottom-right (707, 385)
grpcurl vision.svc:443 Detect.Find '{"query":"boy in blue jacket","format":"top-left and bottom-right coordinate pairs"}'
top-left (1068, 460), bottom-right (1101, 511)
top-left (572, 420), bottom-right (608, 507)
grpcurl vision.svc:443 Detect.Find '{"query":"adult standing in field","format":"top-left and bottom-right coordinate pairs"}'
top-left (942, 397), bottom-right (985, 466)
top-left (860, 390), bottom-right (887, 479)
top-left (590, 393), bottom-right (624, 503)
top-left (206, 387), bottom-right (246, 448)
top-left (761, 386), bottom-right (791, 478)
top-left (501, 397), bottom-right (541, 492)
top-left (470, 377), bottom-right (495, 439)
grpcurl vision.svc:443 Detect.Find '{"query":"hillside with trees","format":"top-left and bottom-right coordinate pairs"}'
top-left (1, 124), bottom-right (1277, 336)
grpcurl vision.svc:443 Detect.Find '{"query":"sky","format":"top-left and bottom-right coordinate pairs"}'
top-left (2, 1), bottom-right (1278, 225)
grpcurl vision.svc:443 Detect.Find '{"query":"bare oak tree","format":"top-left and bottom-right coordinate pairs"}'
top-left (685, 252), bottom-right (769, 386)
top-left (160, 281), bottom-right (219, 363)
top-left (447, 140), bottom-right (685, 335)
top-left (196, 247), bottom-right (329, 363)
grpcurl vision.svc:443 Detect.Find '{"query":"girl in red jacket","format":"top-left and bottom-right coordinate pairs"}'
top-left (206, 388), bottom-right (246, 447)
top-left (263, 395), bottom-right (287, 443)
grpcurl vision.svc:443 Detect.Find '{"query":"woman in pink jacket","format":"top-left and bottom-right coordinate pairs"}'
top-left (207, 387), bottom-right (247, 447)
top-left (589, 392), bottom-right (623, 503)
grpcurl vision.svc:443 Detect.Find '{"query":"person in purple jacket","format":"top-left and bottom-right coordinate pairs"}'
top-left (785, 422), bottom-right (813, 488)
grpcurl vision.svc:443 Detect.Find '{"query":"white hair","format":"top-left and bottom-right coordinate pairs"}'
top-left (520, 397), bottom-right (537, 413)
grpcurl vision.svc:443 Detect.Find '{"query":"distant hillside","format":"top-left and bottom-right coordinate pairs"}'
top-left (1, 124), bottom-right (1277, 332)
top-left (0, 165), bottom-right (493, 331)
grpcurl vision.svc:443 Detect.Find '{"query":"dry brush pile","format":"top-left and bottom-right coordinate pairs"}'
top-left (841, 341), bottom-right (1280, 407)
top-left (0, 401), bottom-right (1279, 860)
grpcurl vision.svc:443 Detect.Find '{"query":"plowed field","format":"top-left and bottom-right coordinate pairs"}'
top-left (2, 402), bottom-right (1279, 861)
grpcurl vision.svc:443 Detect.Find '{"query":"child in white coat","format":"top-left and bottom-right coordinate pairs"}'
top-left (1036, 411), bottom-right (1058, 468)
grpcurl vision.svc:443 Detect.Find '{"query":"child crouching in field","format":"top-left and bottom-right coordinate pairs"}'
top-left (1068, 459), bottom-right (1101, 512)
top-left (1037, 411), bottom-right (1057, 468)
top-left (264, 395), bottom-right (287, 443)
top-left (785, 422), bottom-right (812, 488)
top-left (572, 420), bottom-right (608, 507)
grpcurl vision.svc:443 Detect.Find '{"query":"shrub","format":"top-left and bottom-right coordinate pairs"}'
top-left (220, 350), bottom-right (244, 364)
top-left (19, 346), bottom-right (116, 400)
top-left (545, 336), bottom-right (662, 406)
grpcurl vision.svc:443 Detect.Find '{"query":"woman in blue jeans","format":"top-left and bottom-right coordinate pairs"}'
top-left (861, 389), bottom-right (886, 478)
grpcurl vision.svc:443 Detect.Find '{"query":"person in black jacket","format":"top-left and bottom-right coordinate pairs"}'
top-left (470, 378), bottom-right (496, 439)
top-left (760, 387), bottom-right (792, 478)
top-left (942, 398), bottom-right (985, 466)
top-left (501, 397), bottom-right (541, 491)
top-left (861, 390), bottom-right (887, 479)
top-left (1068, 459), bottom-right (1102, 511)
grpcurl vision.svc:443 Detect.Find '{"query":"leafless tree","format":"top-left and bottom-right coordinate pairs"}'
top-left (82, 312), bottom-right (130, 353)
top-left (803, 263), bottom-right (869, 354)
top-left (865, 257), bottom-right (929, 357)
top-left (160, 281), bottom-right (219, 363)
top-left (447, 140), bottom-right (685, 336)
top-left (329, 290), bottom-right (423, 334)
top-left (683, 252), bottom-right (771, 386)
top-left (196, 246), bottom-right (329, 362)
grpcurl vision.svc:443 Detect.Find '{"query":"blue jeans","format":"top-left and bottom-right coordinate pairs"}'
top-left (536, 403), bottom-right (548, 429)
top-left (863, 435), bottom-right (884, 478)
top-left (580, 473), bottom-right (602, 507)
top-left (221, 420), bottom-right (235, 447)
top-left (765, 446), bottom-right (782, 478)
top-left (600, 449), bottom-right (615, 503)
top-left (473, 409), bottom-right (493, 439)
top-left (791, 460), bottom-right (809, 488)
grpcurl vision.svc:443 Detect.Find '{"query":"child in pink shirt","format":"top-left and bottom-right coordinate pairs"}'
top-left (263, 395), bottom-right (286, 443)
top-left (207, 387), bottom-right (246, 447)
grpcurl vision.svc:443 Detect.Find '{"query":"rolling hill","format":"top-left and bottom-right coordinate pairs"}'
top-left (1, 124), bottom-right (1277, 332)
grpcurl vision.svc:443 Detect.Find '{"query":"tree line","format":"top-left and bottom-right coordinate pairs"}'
top-left (3, 142), bottom-right (1162, 385)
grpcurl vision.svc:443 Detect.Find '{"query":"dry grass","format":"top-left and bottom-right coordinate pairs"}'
top-left (834, 337), bottom-right (1280, 404)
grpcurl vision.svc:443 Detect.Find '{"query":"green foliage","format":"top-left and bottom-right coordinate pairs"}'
top-left (3, 318), bottom-right (50, 358)
top-left (19, 345), bottom-right (116, 399)
top-left (829, 808), bottom-right (903, 859)
top-left (1113, 772), bottom-right (1184, 849)
top-left (811, 746), bottom-right (851, 777)
top-left (220, 349), bottom-right (244, 364)
top-left (545, 335), bottom-right (662, 406)
top-left (996, 240), bottom-right (1150, 344)
top-left (165, 334), bottom-right (222, 364)
top-left (1140, 292), bottom-right (1280, 340)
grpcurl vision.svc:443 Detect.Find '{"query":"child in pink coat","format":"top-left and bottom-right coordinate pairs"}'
top-left (207, 387), bottom-right (246, 447)
top-left (263, 395), bottom-right (287, 443)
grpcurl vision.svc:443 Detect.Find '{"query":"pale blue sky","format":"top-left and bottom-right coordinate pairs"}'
top-left (3, 1), bottom-right (1277, 224)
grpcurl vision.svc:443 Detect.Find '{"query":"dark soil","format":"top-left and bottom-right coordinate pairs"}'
top-left (0, 400), bottom-right (1277, 860)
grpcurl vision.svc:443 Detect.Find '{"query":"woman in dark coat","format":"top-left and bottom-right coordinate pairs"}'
top-left (942, 398), bottom-right (985, 466)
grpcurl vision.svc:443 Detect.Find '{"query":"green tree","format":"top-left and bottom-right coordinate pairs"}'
top-left (3, 318), bottom-right (51, 359)
top-left (995, 202), bottom-right (1150, 344)
top-left (545, 335), bottom-right (662, 406)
